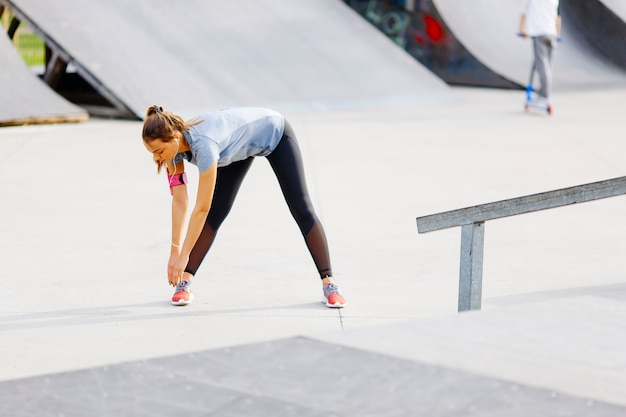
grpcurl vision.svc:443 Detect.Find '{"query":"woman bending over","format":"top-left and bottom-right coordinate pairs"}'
top-left (142, 105), bottom-right (345, 308)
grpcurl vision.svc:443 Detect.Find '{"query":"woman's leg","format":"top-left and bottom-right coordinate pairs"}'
top-left (266, 122), bottom-right (332, 279)
top-left (184, 157), bottom-right (254, 277)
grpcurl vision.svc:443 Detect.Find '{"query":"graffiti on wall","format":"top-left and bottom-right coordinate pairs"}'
top-left (344, 0), bottom-right (520, 88)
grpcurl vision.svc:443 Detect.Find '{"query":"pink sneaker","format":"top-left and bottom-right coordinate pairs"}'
top-left (172, 280), bottom-right (193, 306)
top-left (322, 282), bottom-right (346, 308)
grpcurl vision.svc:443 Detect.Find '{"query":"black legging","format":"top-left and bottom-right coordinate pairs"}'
top-left (184, 121), bottom-right (332, 279)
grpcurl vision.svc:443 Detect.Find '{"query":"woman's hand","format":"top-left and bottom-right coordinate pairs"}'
top-left (167, 250), bottom-right (189, 286)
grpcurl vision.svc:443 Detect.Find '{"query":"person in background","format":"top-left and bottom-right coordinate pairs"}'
top-left (519, 0), bottom-right (561, 109)
top-left (142, 105), bottom-right (346, 308)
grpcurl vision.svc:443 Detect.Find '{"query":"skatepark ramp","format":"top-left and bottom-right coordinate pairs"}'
top-left (429, 0), bottom-right (626, 91)
top-left (417, 176), bottom-right (626, 312)
top-left (0, 0), bottom-right (451, 121)
top-left (345, 0), bottom-right (521, 88)
top-left (567, 0), bottom-right (626, 70)
top-left (600, 0), bottom-right (626, 21)
top-left (0, 23), bottom-right (87, 126)
top-left (344, 0), bottom-right (626, 90)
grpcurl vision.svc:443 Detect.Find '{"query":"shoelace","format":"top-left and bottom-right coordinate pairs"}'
top-left (175, 280), bottom-right (191, 293)
top-left (324, 282), bottom-right (340, 296)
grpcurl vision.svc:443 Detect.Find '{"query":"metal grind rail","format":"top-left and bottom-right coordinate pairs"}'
top-left (416, 176), bottom-right (626, 312)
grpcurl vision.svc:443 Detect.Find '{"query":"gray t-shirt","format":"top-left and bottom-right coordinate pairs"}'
top-left (173, 107), bottom-right (285, 172)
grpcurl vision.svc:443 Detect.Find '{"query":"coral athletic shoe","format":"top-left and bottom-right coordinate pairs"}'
top-left (172, 279), bottom-right (193, 306)
top-left (322, 282), bottom-right (346, 308)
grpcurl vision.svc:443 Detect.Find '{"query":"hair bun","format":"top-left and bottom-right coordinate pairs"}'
top-left (147, 105), bottom-right (164, 117)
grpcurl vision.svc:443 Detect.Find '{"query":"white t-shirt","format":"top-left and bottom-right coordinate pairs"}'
top-left (522, 0), bottom-right (560, 37)
top-left (174, 107), bottom-right (285, 172)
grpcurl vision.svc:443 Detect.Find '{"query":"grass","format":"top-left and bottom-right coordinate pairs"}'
top-left (2, 14), bottom-right (45, 67)
top-left (16, 32), bottom-right (45, 66)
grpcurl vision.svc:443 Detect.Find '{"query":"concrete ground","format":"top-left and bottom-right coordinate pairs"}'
top-left (1, 87), bottom-right (625, 412)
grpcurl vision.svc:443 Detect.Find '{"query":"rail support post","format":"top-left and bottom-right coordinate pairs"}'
top-left (458, 222), bottom-right (484, 311)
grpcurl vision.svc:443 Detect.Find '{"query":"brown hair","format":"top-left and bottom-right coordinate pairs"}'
top-left (142, 105), bottom-right (200, 173)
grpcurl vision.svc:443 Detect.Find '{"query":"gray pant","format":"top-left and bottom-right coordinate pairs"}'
top-left (532, 35), bottom-right (557, 100)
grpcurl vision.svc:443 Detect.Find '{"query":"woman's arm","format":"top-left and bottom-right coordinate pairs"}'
top-left (167, 161), bottom-right (188, 284)
top-left (168, 161), bottom-right (188, 250)
top-left (168, 162), bottom-right (218, 284)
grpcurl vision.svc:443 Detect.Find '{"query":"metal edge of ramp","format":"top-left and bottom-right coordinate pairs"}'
top-left (430, 0), bottom-right (626, 92)
top-left (0, 23), bottom-right (88, 126)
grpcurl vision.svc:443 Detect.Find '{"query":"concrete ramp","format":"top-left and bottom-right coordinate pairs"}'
top-left (567, 0), bottom-right (626, 70)
top-left (601, 0), bottom-right (626, 20)
top-left (0, 31), bottom-right (88, 126)
top-left (431, 0), bottom-right (626, 91)
top-left (3, 0), bottom-right (451, 119)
